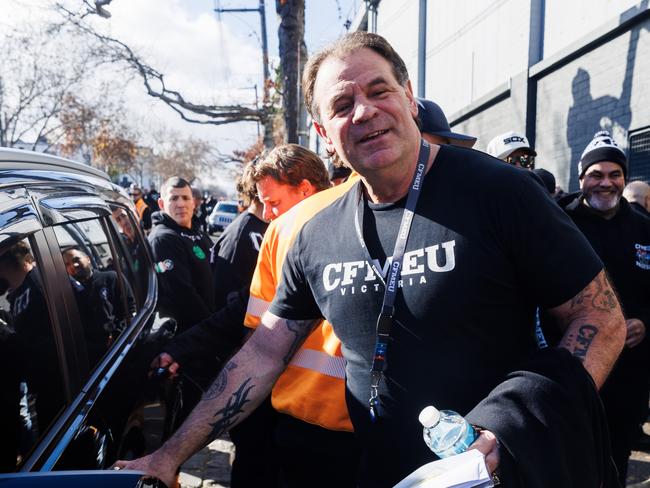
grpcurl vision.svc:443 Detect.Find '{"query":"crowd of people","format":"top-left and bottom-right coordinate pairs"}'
top-left (112, 32), bottom-right (649, 488)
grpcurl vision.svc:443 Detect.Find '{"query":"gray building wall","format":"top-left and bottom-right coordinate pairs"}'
top-left (536, 15), bottom-right (650, 190)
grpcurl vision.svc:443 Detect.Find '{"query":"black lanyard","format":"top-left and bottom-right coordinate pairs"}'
top-left (353, 139), bottom-right (430, 422)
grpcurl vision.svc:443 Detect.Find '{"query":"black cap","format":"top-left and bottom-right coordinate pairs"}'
top-left (533, 168), bottom-right (556, 194)
top-left (417, 98), bottom-right (477, 148)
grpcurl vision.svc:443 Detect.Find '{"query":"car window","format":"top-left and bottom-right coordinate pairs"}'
top-left (52, 220), bottom-right (136, 371)
top-left (0, 236), bottom-right (66, 472)
top-left (215, 203), bottom-right (238, 214)
top-left (108, 205), bottom-right (149, 308)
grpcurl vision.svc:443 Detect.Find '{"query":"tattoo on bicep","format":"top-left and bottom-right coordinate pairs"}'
top-left (571, 324), bottom-right (599, 362)
top-left (283, 319), bottom-right (311, 366)
top-left (205, 377), bottom-right (255, 443)
top-left (203, 362), bottom-right (238, 400)
top-left (571, 274), bottom-right (617, 313)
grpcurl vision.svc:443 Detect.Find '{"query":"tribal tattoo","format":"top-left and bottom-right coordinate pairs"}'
top-left (283, 319), bottom-right (311, 366)
top-left (203, 362), bottom-right (238, 400)
top-left (205, 377), bottom-right (255, 443)
top-left (570, 274), bottom-right (617, 313)
top-left (571, 324), bottom-right (599, 362)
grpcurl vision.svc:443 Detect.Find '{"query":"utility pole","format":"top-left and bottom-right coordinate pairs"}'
top-left (215, 0), bottom-right (273, 147)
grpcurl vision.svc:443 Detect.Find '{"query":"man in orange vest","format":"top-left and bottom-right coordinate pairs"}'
top-left (130, 185), bottom-right (152, 233)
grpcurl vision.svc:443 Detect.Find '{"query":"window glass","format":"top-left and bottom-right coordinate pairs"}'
top-left (0, 236), bottom-right (65, 472)
top-left (215, 203), bottom-right (238, 214)
top-left (53, 220), bottom-right (136, 370)
top-left (109, 206), bottom-right (149, 307)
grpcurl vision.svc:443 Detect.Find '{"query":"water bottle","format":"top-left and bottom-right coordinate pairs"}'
top-left (418, 405), bottom-right (478, 458)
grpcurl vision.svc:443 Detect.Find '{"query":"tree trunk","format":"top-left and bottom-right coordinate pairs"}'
top-left (276, 0), bottom-right (307, 145)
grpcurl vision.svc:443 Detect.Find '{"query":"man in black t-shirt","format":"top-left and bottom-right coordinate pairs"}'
top-left (116, 33), bottom-right (626, 488)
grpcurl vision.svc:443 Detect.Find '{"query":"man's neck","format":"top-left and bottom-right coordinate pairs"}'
top-left (361, 143), bottom-right (440, 203)
top-left (247, 201), bottom-right (265, 221)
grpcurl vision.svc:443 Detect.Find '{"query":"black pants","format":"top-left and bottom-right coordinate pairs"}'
top-left (274, 413), bottom-right (360, 488)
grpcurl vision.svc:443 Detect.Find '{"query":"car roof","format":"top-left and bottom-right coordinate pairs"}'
top-left (0, 147), bottom-right (111, 182)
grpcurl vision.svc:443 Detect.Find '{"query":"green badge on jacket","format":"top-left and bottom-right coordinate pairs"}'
top-left (193, 245), bottom-right (206, 260)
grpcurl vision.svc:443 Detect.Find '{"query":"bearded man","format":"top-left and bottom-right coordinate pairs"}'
top-left (558, 130), bottom-right (650, 485)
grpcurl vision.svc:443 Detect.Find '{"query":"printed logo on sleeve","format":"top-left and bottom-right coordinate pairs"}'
top-left (635, 243), bottom-right (650, 270)
top-left (155, 259), bottom-right (174, 273)
top-left (192, 245), bottom-right (206, 260)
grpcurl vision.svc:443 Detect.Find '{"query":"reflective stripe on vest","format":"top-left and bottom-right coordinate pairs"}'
top-left (289, 348), bottom-right (346, 379)
top-left (246, 295), bottom-right (271, 318)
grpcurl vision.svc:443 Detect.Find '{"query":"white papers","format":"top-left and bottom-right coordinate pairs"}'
top-left (393, 449), bottom-right (494, 488)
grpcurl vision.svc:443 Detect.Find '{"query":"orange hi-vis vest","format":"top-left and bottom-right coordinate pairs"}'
top-left (245, 176), bottom-right (359, 432)
top-left (134, 197), bottom-right (149, 222)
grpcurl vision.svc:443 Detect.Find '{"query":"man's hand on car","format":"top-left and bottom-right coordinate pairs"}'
top-left (112, 453), bottom-right (177, 488)
top-left (149, 352), bottom-right (180, 379)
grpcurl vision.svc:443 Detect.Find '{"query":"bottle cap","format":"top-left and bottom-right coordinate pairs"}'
top-left (418, 405), bottom-right (441, 428)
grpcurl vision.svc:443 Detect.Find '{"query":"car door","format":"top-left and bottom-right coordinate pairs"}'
top-left (17, 185), bottom-right (180, 472)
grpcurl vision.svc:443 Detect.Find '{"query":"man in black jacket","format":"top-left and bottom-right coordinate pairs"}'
top-left (558, 130), bottom-right (650, 484)
top-left (149, 177), bottom-right (216, 335)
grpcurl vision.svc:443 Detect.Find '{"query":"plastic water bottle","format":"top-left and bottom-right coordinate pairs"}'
top-left (418, 405), bottom-right (478, 458)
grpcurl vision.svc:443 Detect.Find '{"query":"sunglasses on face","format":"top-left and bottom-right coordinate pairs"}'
top-left (505, 154), bottom-right (535, 169)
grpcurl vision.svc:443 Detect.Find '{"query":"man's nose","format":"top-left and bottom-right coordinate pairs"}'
top-left (352, 99), bottom-right (377, 124)
top-left (263, 204), bottom-right (274, 221)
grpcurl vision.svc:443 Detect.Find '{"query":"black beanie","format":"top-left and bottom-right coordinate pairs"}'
top-left (578, 130), bottom-right (627, 179)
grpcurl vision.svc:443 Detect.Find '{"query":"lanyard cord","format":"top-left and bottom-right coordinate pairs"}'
top-left (353, 139), bottom-right (431, 421)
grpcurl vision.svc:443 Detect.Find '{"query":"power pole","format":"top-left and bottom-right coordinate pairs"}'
top-left (215, 0), bottom-right (273, 147)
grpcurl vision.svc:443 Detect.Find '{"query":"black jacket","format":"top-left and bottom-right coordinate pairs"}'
top-left (466, 348), bottom-right (619, 488)
top-left (149, 212), bottom-right (216, 332)
top-left (559, 193), bottom-right (650, 341)
top-left (559, 193), bottom-right (650, 470)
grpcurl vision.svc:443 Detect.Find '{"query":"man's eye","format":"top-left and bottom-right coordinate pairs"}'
top-left (334, 104), bottom-right (351, 114)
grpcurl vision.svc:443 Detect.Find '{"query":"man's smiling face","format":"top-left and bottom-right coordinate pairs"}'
top-left (312, 48), bottom-right (419, 176)
top-left (580, 162), bottom-right (625, 212)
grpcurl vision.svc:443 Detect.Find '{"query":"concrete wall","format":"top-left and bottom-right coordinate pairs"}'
top-left (422, 0), bottom-right (530, 114)
top-left (536, 16), bottom-right (650, 190)
top-left (543, 0), bottom-right (641, 58)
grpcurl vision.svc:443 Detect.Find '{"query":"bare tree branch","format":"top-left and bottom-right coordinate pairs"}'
top-left (55, 3), bottom-right (272, 128)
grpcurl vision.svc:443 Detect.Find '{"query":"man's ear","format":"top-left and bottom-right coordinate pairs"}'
top-left (404, 80), bottom-right (417, 118)
top-left (298, 179), bottom-right (316, 197)
top-left (313, 120), bottom-right (336, 156)
top-left (157, 197), bottom-right (165, 211)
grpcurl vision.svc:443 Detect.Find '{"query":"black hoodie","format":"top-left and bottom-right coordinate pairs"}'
top-left (558, 192), bottom-right (650, 481)
top-left (149, 211), bottom-right (216, 332)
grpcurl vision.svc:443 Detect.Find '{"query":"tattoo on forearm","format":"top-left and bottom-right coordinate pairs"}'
top-left (571, 274), bottom-right (617, 313)
top-left (203, 362), bottom-right (238, 400)
top-left (572, 324), bottom-right (599, 362)
top-left (283, 320), bottom-right (310, 366)
top-left (205, 377), bottom-right (254, 442)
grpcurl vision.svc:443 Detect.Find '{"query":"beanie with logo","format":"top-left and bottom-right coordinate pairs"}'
top-left (578, 130), bottom-right (627, 179)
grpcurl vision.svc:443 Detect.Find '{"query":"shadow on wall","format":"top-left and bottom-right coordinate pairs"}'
top-left (565, 0), bottom-right (648, 192)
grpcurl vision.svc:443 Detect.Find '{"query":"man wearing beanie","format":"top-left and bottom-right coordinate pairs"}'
top-left (557, 130), bottom-right (650, 484)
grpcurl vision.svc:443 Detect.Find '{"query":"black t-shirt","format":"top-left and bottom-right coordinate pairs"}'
top-left (211, 211), bottom-right (268, 310)
top-left (270, 144), bottom-right (603, 487)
